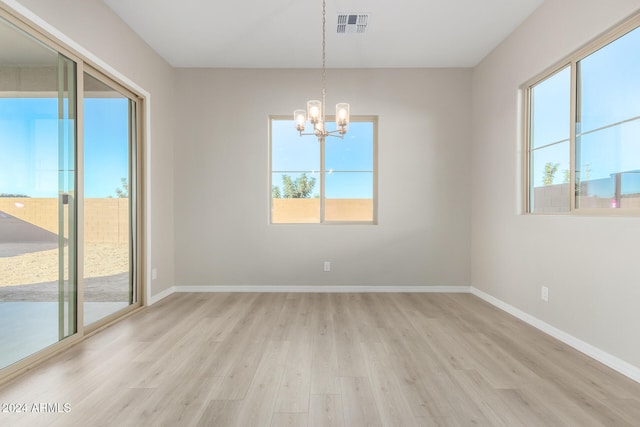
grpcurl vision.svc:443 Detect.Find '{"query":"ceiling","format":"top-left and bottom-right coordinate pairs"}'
top-left (103, 0), bottom-right (544, 69)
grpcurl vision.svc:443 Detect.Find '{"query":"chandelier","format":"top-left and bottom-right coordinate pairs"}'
top-left (294, 0), bottom-right (350, 141)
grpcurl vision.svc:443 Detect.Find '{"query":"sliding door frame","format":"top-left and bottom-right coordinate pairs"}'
top-left (0, 3), bottom-right (147, 384)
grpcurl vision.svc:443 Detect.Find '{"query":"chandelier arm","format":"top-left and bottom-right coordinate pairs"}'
top-left (299, 130), bottom-right (344, 139)
top-left (325, 129), bottom-right (345, 138)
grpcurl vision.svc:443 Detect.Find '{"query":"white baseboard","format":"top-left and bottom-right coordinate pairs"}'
top-left (174, 285), bottom-right (471, 293)
top-left (470, 287), bottom-right (640, 384)
top-left (148, 284), bottom-right (469, 305)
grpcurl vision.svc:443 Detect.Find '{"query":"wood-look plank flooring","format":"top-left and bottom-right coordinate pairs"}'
top-left (1, 292), bottom-right (639, 426)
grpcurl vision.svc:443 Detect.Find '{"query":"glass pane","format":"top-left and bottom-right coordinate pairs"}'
top-left (0, 17), bottom-right (77, 369)
top-left (325, 171), bottom-right (373, 199)
top-left (578, 26), bottom-right (640, 134)
top-left (271, 119), bottom-right (320, 172)
top-left (530, 142), bottom-right (570, 213)
top-left (271, 172), bottom-right (320, 223)
top-left (83, 72), bottom-right (134, 325)
top-left (325, 120), bottom-right (374, 222)
top-left (271, 118), bottom-right (321, 224)
top-left (531, 66), bottom-right (570, 148)
top-left (325, 121), bottom-right (374, 171)
top-left (576, 119), bottom-right (640, 209)
top-left (325, 172), bottom-right (374, 221)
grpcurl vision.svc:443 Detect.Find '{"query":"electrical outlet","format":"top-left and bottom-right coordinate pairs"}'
top-left (541, 286), bottom-right (549, 302)
top-left (152, 268), bottom-right (158, 280)
top-left (323, 261), bottom-right (331, 272)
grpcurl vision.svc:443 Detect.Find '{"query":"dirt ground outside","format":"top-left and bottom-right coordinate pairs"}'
top-left (0, 242), bottom-right (129, 288)
top-left (0, 242), bottom-right (130, 302)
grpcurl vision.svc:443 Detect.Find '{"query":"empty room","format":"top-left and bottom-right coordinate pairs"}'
top-left (0, 0), bottom-right (639, 425)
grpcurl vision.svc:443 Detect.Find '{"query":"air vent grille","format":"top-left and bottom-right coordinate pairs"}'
top-left (337, 14), bottom-right (368, 34)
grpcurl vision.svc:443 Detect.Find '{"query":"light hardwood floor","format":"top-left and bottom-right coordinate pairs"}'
top-left (0, 292), bottom-right (639, 426)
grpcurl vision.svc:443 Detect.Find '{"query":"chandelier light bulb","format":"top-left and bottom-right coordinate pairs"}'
top-left (307, 100), bottom-right (322, 124)
top-left (294, 109), bottom-right (306, 131)
top-left (336, 103), bottom-right (350, 128)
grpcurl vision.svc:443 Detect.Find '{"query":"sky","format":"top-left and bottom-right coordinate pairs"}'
top-left (271, 119), bottom-right (374, 199)
top-left (0, 97), bottom-right (129, 199)
top-left (530, 24), bottom-right (640, 197)
top-left (84, 98), bottom-right (129, 198)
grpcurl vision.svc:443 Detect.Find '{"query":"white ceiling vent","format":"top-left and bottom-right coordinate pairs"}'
top-left (337, 14), bottom-right (369, 34)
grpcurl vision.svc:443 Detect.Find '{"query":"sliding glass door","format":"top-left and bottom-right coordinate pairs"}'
top-left (0, 10), bottom-right (142, 373)
top-left (0, 18), bottom-right (77, 369)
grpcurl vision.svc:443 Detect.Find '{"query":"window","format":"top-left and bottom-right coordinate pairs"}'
top-left (525, 18), bottom-right (640, 214)
top-left (270, 116), bottom-right (377, 224)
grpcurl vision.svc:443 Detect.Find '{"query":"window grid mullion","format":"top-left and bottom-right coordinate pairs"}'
top-left (531, 138), bottom-right (571, 152)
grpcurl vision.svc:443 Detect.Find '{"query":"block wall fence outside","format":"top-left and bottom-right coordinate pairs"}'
top-left (533, 184), bottom-right (640, 212)
top-left (3, 197), bottom-right (374, 238)
top-left (271, 198), bottom-right (373, 223)
top-left (0, 198), bottom-right (129, 242)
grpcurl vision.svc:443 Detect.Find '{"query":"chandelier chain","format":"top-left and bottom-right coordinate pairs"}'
top-left (321, 0), bottom-right (326, 110)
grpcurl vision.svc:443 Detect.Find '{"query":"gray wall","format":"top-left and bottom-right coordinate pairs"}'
top-left (9, 0), bottom-right (176, 298)
top-left (174, 68), bottom-right (472, 287)
top-left (471, 0), bottom-right (640, 368)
